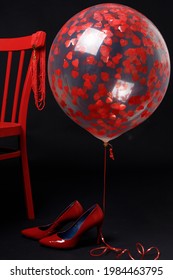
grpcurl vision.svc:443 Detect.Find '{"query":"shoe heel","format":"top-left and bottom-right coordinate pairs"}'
top-left (97, 224), bottom-right (102, 244)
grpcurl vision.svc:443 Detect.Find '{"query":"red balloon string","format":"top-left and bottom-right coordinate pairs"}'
top-left (103, 143), bottom-right (107, 214)
top-left (103, 142), bottom-right (114, 213)
top-left (91, 142), bottom-right (160, 260)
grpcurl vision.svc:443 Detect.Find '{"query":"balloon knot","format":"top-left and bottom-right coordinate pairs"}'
top-left (107, 143), bottom-right (114, 160)
top-left (109, 147), bottom-right (114, 160)
top-left (103, 142), bottom-right (115, 160)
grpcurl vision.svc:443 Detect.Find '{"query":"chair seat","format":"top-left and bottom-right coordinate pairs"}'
top-left (0, 122), bottom-right (21, 137)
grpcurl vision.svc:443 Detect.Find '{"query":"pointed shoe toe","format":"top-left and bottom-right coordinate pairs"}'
top-left (21, 227), bottom-right (45, 240)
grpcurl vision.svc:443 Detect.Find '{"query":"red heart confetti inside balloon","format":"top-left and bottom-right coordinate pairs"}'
top-left (48, 3), bottom-right (170, 143)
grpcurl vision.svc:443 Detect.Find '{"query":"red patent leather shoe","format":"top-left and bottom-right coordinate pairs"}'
top-left (39, 204), bottom-right (104, 249)
top-left (21, 200), bottom-right (84, 240)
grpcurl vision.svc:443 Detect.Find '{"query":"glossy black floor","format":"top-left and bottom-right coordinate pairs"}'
top-left (0, 156), bottom-right (172, 260)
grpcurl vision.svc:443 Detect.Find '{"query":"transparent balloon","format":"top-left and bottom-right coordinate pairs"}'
top-left (48, 3), bottom-right (170, 143)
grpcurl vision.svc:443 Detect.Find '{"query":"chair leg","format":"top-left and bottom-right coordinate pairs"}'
top-left (20, 135), bottom-right (35, 219)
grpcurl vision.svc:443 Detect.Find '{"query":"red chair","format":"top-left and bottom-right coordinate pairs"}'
top-left (0, 31), bottom-right (46, 219)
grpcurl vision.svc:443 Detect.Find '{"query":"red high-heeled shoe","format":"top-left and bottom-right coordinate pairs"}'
top-left (21, 200), bottom-right (84, 240)
top-left (39, 204), bottom-right (104, 249)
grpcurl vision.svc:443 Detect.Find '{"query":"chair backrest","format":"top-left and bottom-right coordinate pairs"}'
top-left (0, 31), bottom-right (46, 127)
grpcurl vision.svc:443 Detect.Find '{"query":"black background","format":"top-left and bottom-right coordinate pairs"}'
top-left (0, 0), bottom-right (173, 260)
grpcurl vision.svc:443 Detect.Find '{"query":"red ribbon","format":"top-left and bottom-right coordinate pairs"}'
top-left (93, 142), bottom-right (160, 260)
top-left (31, 31), bottom-right (46, 110)
top-left (109, 146), bottom-right (114, 160)
top-left (90, 232), bottom-right (160, 260)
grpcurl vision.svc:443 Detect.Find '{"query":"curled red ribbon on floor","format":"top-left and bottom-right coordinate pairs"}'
top-left (90, 232), bottom-right (160, 260)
